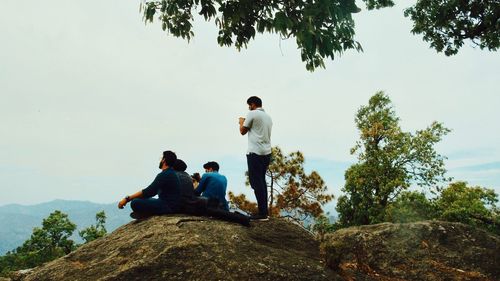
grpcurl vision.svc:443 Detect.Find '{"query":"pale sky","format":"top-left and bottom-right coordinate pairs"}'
top-left (1, 0), bottom-right (499, 207)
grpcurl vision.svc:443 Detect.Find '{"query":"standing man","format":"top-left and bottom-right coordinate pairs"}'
top-left (118, 150), bottom-right (181, 219)
top-left (239, 96), bottom-right (272, 221)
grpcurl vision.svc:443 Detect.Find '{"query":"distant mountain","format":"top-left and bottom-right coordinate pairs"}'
top-left (0, 200), bottom-right (132, 255)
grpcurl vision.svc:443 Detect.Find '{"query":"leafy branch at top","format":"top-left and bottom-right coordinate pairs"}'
top-left (141, 0), bottom-right (394, 71)
top-left (141, 0), bottom-right (498, 71)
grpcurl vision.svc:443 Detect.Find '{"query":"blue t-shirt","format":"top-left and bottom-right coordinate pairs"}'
top-left (142, 167), bottom-right (181, 211)
top-left (194, 172), bottom-right (229, 211)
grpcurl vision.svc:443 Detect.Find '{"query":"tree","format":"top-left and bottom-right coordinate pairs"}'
top-left (384, 191), bottom-right (435, 223)
top-left (0, 251), bottom-right (21, 277)
top-left (227, 192), bottom-right (258, 215)
top-left (0, 211), bottom-right (76, 275)
top-left (141, 0), bottom-right (393, 71)
top-left (385, 182), bottom-right (499, 234)
top-left (79, 211), bottom-right (107, 243)
top-left (310, 214), bottom-right (338, 242)
top-left (18, 210), bottom-right (77, 260)
top-left (435, 181), bottom-right (499, 234)
top-left (311, 181), bottom-right (500, 240)
top-left (336, 92), bottom-right (450, 227)
top-left (229, 146), bottom-right (333, 226)
top-left (404, 0), bottom-right (499, 56)
top-left (141, 0), bottom-right (497, 71)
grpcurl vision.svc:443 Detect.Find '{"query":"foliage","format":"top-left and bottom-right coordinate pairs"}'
top-left (336, 91), bottom-right (450, 227)
top-left (230, 146), bottom-right (333, 226)
top-left (310, 214), bottom-right (338, 242)
top-left (0, 251), bottom-right (21, 277)
top-left (228, 192), bottom-right (258, 214)
top-left (79, 211), bottom-right (107, 243)
top-left (18, 210), bottom-right (77, 259)
top-left (384, 191), bottom-right (436, 223)
top-left (435, 181), bottom-right (499, 234)
top-left (0, 211), bottom-right (76, 276)
top-left (404, 0), bottom-right (499, 56)
top-left (140, 0), bottom-right (497, 71)
top-left (140, 0), bottom-right (396, 71)
top-left (384, 182), bottom-right (500, 234)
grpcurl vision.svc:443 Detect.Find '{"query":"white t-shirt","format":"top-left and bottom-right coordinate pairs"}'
top-left (243, 108), bottom-right (272, 155)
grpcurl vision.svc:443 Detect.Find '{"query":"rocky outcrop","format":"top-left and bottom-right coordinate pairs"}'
top-left (321, 220), bottom-right (500, 281)
top-left (16, 215), bottom-right (339, 281)
top-left (9, 217), bottom-right (499, 281)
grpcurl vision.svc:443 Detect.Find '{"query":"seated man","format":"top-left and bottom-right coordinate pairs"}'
top-left (172, 159), bottom-right (196, 210)
top-left (118, 150), bottom-right (181, 219)
top-left (195, 161), bottom-right (230, 211)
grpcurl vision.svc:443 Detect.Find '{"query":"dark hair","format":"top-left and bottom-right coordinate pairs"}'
top-left (173, 159), bottom-right (187, 172)
top-left (203, 161), bottom-right (219, 172)
top-left (247, 96), bottom-right (262, 107)
top-left (191, 172), bottom-right (201, 183)
top-left (162, 150), bottom-right (177, 166)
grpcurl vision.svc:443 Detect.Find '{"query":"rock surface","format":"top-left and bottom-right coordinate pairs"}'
top-left (321, 220), bottom-right (500, 281)
top-left (8, 218), bottom-right (499, 281)
top-left (16, 215), bottom-right (339, 281)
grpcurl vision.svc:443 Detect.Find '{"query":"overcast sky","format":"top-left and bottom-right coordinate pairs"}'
top-left (1, 0), bottom-right (499, 207)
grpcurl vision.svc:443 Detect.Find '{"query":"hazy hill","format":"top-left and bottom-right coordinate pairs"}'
top-left (0, 200), bottom-right (131, 255)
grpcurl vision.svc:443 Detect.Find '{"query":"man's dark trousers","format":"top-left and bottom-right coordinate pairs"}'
top-left (131, 198), bottom-right (173, 215)
top-left (247, 153), bottom-right (271, 216)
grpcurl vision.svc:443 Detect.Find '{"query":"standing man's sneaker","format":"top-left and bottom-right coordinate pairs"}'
top-left (250, 214), bottom-right (269, 221)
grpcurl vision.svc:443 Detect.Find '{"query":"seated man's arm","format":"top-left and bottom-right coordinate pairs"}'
top-left (118, 190), bottom-right (143, 209)
top-left (118, 173), bottom-right (163, 209)
top-left (141, 174), bottom-right (162, 198)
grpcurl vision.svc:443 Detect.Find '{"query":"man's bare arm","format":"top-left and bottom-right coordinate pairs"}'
top-left (239, 117), bottom-right (249, 135)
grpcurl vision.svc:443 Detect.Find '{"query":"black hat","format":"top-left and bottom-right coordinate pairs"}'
top-left (173, 159), bottom-right (187, 172)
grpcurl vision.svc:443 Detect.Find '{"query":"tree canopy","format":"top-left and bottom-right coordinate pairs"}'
top-left (0, 211), bottom-right (76, 275)
top-left (435, 181), bottom-right (499, 234)
top-left (382, 182), bottom-right (499, 234)
top-left (336, 91), bottom-right (450, 227)
top-left (79, 211), bottom-right (107, 243)
top-left (141, 0), bottom-right (498, 71)
top-left (1, 210), bottom-right (109, 277)
top-left (405, 0), bottom-right (499, 56)
top-left (384, 190), bottom-right (435, 223)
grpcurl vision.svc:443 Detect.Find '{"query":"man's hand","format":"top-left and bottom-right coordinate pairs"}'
top-left (239, 117), bottom-right (249, 135)
top-left (118, 191), bottom-right (142, 209)
top-left (118, 198), bottom-right (128, 209)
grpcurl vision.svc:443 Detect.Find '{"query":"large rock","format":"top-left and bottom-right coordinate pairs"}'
top-left (17, 215), bottom-right (340, 281)
top-left (321, 220), bottom-right (500, 281)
